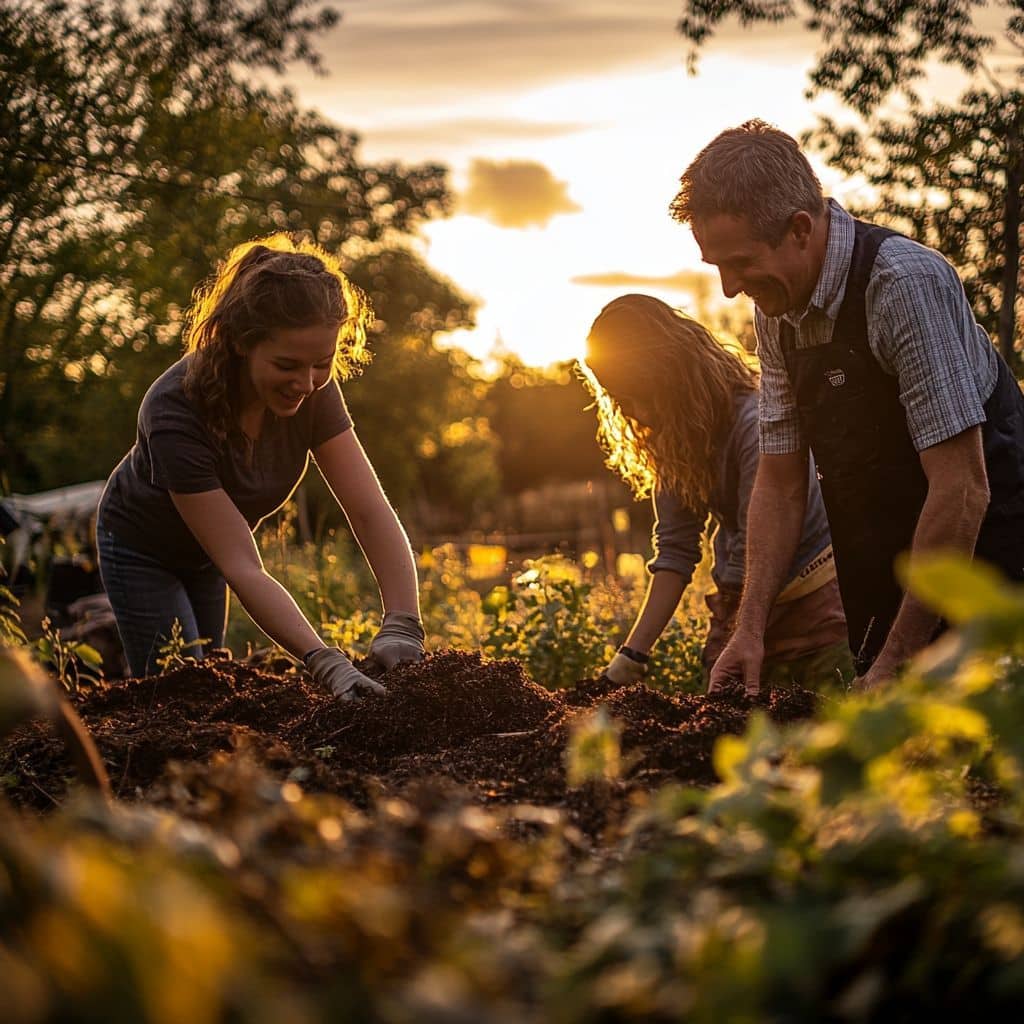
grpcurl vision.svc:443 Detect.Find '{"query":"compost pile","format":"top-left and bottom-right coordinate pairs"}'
top-left (2, 651), bottom-right (815, 831)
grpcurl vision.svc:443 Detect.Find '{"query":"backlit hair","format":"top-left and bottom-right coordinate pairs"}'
top-left (581, 293), bottom-right (758, 508)
top-left (670, 119), bottom-right (825, 245)
top-left (182, 233), bottom-right (370, 442)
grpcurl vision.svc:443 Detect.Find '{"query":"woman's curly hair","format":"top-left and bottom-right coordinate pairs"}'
top-left (182, 233), bottom-right (371, 443)
top-left (581, 293), bottom-right (758, 509)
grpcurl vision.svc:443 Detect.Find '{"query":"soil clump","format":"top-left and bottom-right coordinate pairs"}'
top-left (1, 650), bottom-right (816, 832)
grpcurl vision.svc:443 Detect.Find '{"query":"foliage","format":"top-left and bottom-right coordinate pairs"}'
top-left (677, 0), bottom-right (1024, 364)
top-left (33, 617), bottom-right (103, 695)
top-left (487, 357), bottom-right (611, 494)
top-left (0, 0), bottom-right (462, 497)
top-left (481, 556), bottom-right (618, 689)
top-left (806, 90), bottom-right (1024, 366)
top-left (566, 705), bottom-right (623, 786)
top-left (226, 528), bottom-right (711, 692)
top-left (0, 547), bottom-right (26, 648)
top-left (480, 553), bottom-right (711, 692)
top-left (154, 619), bottom-right (210, 673)
top-left (343, 248), bottom-right (500, 523)
top-left (0, 582), bottom-right (26, 648)
top-left (541, 556), bottom-right (1024, 1020)
top-left (3, 557), bottom-right (1024, 1019)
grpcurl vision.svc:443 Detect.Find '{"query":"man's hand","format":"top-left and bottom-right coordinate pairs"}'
top-left (306, 647), bottom-right (387, 702)
top-left (708, 629), bottom-right (765, 697)
top-left (852, 658), bottom-right (898, 694)
top-left (368, 611), bottom-right (425, 670)
top-left (601, 652), bottom-right (647, 685)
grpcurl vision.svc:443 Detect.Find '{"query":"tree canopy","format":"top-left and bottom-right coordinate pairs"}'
top-left (0, 0), bottom-right (462, 503)
top-left (677, 0), bottom-right (1024, 364)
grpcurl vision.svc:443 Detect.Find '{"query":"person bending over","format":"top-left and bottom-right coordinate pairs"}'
top-left (670, 120), bottom-right (1024, 692)
top-left (97, 234), bottom-right (423, 700)
top-left (582, 293), bottom-right (850, 690)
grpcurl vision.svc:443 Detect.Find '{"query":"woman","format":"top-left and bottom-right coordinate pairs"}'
top-left (97, 234), bottom-right (423, 700)
top-left (582, 293), bottom-right (851, 691)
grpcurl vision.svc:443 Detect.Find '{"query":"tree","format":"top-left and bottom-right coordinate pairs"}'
top-left (677, 1), bottom-right (1024, 365)
top-left (487, 359), bottom-right (610, 494)
top-left (344, 247), bottom-right (499, 529)
top-left (0, 0), bottom-right (453, 489)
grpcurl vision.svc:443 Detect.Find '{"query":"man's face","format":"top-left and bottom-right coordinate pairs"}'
top-left (694, 212), bottom-right (816, 318)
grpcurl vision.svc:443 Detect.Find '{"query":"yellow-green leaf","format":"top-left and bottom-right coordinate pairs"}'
top-left (900, 552), bottom-right (1024, 624)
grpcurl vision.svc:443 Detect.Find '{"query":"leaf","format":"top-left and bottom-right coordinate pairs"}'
top-left (899, 552), bottom-right (1024, 625)
top-left (72, 643), bottom-right (104, 669)
top-left (482, 586), bottom-right (510, 615)
top-left (712, 734), bottom-right (748, 783)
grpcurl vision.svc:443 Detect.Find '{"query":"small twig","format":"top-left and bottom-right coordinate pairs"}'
top-left (318, 723), bottom-right (356, 742)
top-left (26, 776), bottom-right (58, 807)
top-left (117, 746), bottom-right (133, 798)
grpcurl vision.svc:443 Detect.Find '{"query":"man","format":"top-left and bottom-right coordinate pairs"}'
top-left (669, 119), bottom-right (1024, 693)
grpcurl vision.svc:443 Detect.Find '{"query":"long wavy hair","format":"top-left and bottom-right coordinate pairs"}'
top-left (581, 293), bottom-right (758, 508)
top-left (182, 233), bottom-right (371, 443)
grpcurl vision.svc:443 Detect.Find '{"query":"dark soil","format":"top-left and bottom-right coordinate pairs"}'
top-left (0, 650), bottom-right (816, 832)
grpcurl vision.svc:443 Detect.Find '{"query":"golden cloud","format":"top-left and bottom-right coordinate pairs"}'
top-left (460, 158), bottom-right (582, 229)
top-left (570, 269), bottom-right (716, 298)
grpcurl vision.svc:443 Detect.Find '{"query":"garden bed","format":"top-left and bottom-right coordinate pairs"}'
top-left (1, 650), bottom-right (815, 832)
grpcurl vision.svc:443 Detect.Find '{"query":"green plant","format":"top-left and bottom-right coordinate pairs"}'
top-left (482, 555), bottom-right (617, 689)
top-left (479, 553), bottom-right (711, 692)
top-left (0, 580), bottom-right (26, 649)
top-left (155, 619), bottom-right (210, 673)
top-left (34, 616), bottom-right (103, 694)
top-left (566, 706), bottom-right (623, 786)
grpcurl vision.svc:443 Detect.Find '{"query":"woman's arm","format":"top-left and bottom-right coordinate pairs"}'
top-left (170, 489), bottom-right (323, 659)
top-left (313, 429), bottom-right (420, 616)
top-left (624, 571), bottom-right (688, 653)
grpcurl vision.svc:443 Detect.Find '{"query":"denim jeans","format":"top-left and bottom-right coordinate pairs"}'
top-left (96, 525), bottom-right (228, 677)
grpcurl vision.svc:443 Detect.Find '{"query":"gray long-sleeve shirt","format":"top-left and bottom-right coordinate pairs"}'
top-left (647, 390), bottom-right (832, 592)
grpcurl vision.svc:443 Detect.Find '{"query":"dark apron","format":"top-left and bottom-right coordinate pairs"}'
top-left (781, 219), bottom-right (1024, 674)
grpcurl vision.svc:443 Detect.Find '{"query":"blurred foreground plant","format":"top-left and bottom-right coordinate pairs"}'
top-left (4, 557), bottom-right (1024, 1020)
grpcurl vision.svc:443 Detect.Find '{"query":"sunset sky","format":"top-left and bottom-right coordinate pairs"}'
top-left (279, 0), bottom-right (987, 367)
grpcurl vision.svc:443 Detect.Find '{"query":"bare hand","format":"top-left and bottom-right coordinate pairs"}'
top-left (708, 630), bottom-right (765, 697)
top-left (851, 660), bottom-right (895, 694)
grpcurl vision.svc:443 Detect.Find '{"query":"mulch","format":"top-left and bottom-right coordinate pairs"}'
top-left (0, 650), bottom-right (816, 834)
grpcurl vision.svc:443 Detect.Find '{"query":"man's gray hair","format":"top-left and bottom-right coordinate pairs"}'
top-left (670, 119), bottom-right (825, 245)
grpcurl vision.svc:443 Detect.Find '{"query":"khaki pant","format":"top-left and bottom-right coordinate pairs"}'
top-left (702, 576), bottom-right (853, 692)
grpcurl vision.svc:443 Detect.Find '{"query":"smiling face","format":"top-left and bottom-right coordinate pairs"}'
top-left (241, 324), bottom-right (338, 420)
top-left (693, 211), bottom-right (822, 319)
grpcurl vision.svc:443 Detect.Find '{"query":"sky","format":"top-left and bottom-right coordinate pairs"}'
top-left (276, 0), bottom-right (992, 367)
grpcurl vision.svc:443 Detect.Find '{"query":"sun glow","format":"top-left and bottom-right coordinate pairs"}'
top-left (417, 55), bottom-right (823, 366)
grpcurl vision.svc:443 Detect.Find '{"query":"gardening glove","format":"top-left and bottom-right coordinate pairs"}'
top-left (305, 647), bottom-right (387, 702)
top-left (601, 650), bottom-right (648, 685)
top-left (368, 611), bottom-right (425, 670)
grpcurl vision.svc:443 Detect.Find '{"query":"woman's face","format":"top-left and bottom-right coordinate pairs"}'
top-left (242, 324), bottom-right (338, 417)
top-left (587, 357), bottom-right (655, 427)
top-left (614, 391), bottom-right (654, 427)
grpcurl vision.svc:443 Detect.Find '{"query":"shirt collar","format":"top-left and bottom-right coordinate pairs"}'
top-left (782, 198), bottom-right (854, 325)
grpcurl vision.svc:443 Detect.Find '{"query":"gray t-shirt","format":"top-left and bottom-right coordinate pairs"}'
top-left (98, 356), bottom-right (352, 567)
top-left (647, 390), bottom-right (832, 591)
